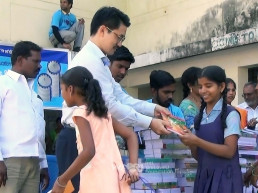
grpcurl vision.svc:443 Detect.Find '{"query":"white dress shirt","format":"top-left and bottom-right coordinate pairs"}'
top-left (238, 102), bottom-right (258, 130)
top-left (0, 70), bottom-right (41, 161)
top-left (34, 97), bottom-right (48, 169)
top-left (62, 40), bottom-right (155, 130)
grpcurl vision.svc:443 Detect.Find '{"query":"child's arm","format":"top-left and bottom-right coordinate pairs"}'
top-left (189, 145), bottom-right (198, 160)
top-left (180, 130), bottom-right (238, 159)
top-left (112, 117), bottom-right (139, 183)
top-left (51, 116), bottom-right (95, 193)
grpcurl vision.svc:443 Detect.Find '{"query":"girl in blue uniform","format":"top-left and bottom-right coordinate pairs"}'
top-left (179, 65), bottom-right (243, 193)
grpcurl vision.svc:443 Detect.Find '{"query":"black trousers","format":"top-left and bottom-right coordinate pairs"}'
top-left (55, 125), bottom-right (80, 192)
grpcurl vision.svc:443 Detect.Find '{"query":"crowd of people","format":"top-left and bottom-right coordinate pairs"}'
top-left (1, 1), bottom-right (258, 193)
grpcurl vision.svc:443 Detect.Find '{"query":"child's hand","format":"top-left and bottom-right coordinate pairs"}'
top-left (128, 167), bottom-right (140, 183)
top-left (51, 182), bottom-right (65, 193)
top-left (121, 173), bottom-right (132, 185)
top-left (251, 166), bottom-right (258, 188)
top-left (178, 129), bottom-right (197, 146)
top-left (50, 177), bottom-right (66, 193)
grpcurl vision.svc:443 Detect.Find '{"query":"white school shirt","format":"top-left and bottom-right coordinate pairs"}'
top-left (62, 40), bottom-right (155, 130)
top-left (237, 102), bottom-right (258, 130)
top-left (0, 70), bottom-right (40, 161)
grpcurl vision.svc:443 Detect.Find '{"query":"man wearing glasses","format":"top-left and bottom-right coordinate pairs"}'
top-left (58, 6), bottom-right (171, 191)
top-left (238, 82), bottom-right (258, 130)
top-left (66, 6), bottom-right (171, 135)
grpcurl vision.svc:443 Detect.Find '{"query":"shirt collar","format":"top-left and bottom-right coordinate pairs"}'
top-left (147, 99), bottom-right (153, 103)
top-left (87, 40), bottom-right (110, 66)
top-left (213, 98), bottom-right (223, 111)
top-left (87, 40), bottom-right (106, 58)
top-left (6, 70), bottom-right (34, 89)
top-left (203, 97), bottom-right (223, 115)
top-left (240, 102), bottom-right (251, 109)
top-left (61, 10), bottom-right (70, 15)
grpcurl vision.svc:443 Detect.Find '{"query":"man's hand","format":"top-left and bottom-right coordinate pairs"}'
top-left (40, 168), bottom-right (50, 190)
top-left (154, 105), bottom-right (171, 118)
top-left (0, 161), bottom-right (7, 187)
top-left (149, 118), bottom-right (172, 135)
top-left (244, 167), bottom-right (253, 187)
top-left (247, 118), bottom-right (258, 129)
top-left (78, 18), bottom-right (85, 24)
top-left (62, 43), bottom-right (72, 50)
top-left (251, 166), bottom-right (258, 188)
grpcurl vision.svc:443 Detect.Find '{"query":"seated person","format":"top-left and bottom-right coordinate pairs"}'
top-left (48, 0), bottom-right (84, 52)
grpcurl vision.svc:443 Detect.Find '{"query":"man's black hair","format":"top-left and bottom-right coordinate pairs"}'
top-left (67, 0), bottom-right (73, 8)
top-left (11, 41), bottom-right (41, 66)
top-left (150, 70), bottom-right (176, 90)
top-left (108, 46), bottom-right (135, 63)
top-left (90, 6), bottom-right (130, 35)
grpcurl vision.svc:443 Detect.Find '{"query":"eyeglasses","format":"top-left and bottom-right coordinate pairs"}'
top-left (106, 27), bottom-right (125, 43)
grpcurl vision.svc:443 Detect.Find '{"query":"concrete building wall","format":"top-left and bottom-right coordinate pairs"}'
top-left (122, 43), bottom-right (258, 106)
top-left (0, 0), bottom-right (126, 47)
top-left (1, 0), bottom-right (257, 106)
top-left (126, 0), bottom-right (222, 55)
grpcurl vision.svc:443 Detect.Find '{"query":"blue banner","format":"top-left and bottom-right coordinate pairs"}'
top-left (0, 44), bottom-right (69, 109)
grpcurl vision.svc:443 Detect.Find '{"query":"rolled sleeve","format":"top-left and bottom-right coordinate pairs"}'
top-left (224, 111), bottom-right (241, 138)
top-left (40, 158), bottom-right (48, 169)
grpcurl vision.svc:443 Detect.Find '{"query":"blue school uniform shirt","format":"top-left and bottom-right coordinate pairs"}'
top-left (49, 10), bottom-right (77, 37)
top-left (200, 98), bottom-right (241, 138)
top-left (146, 99), bottom-right (185, 120)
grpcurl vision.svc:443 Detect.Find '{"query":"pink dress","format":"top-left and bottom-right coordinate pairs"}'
top-left (72, 105), bottom-right (132, 193)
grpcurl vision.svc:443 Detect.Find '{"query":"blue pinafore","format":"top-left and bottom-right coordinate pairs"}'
top-left (194, 106), bottom-right (243, 193)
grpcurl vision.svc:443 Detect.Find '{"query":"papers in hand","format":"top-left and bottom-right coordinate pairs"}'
top-left (161, 113), bottom-right (187, 136)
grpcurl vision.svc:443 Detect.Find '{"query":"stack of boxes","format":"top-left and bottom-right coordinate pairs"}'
top-left (122, 127), bottom-right (258, 192)
top-left (127, 129), bottom-right (195, 193)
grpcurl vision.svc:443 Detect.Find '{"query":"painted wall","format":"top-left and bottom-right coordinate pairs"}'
top-left (1, 0), bottom-right (257, 106)
top-left (126, 0), bottom-right (258, 57)
top-left (122, 42), bottom-right (258, 106)
top-left (0, 0), bottom-right (126, 48)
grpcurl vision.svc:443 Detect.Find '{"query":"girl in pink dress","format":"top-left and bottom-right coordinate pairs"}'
top-left (51, 66), bottom-right (139, 193)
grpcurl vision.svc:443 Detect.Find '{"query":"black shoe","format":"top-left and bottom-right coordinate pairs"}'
top-left (73, 47), bottom-right (81, 52)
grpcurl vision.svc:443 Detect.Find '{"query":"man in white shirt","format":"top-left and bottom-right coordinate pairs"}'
top-left (238, 82), bottom-right (258, 130)
top-left (0, 41), bottom-right (49, 193)
top-left (67, 6), bottom-right (171, 133)
top-left (59, 7), bottom-right (171, 190)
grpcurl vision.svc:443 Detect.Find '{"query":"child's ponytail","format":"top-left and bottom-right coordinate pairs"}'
top-left (61, 66), bottom-right (108, 118)
top-left (85, 78), bottom-right (108, 118)
top-left (220, 88), bottom-right (228, 129)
